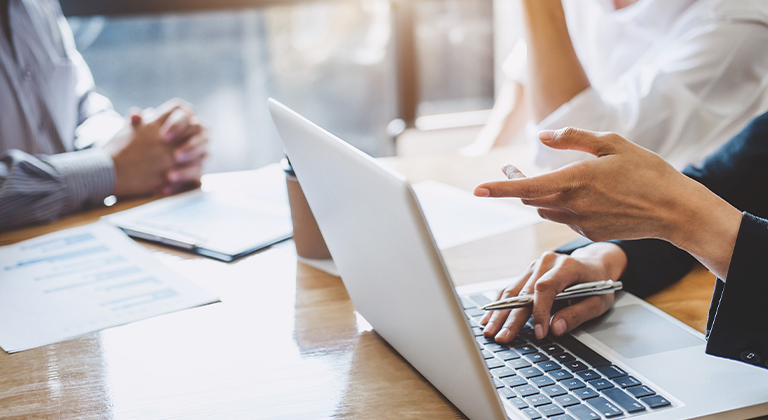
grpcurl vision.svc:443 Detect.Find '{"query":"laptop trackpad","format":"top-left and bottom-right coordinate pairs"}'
top-left (580, 304), bottom-right (703, 358)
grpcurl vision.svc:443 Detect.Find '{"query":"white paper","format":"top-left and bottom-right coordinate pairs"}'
top-left (0, 223), bottom-right (219, 353)
top-left (103, 164), bottom-right (292, 258)
top-left (412, 181), bottom-right (542, 249)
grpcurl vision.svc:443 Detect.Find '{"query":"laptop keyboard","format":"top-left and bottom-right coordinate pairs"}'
top-left (461, 294), bottom-right (673, 420)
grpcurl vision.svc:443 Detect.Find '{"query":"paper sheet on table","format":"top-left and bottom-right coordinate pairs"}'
top-left (0, 223), bottom-right (219, 353)
top-left (412, 181), bottom-right (542, 249)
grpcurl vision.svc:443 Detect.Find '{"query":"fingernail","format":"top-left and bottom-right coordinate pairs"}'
top-left (552, 319), bottom-right (567, 336)
top-left (168, 172), bottom-right (180, 182)
top-left (474, 187), bottom-right (491, 197)
top-left (538, 130), bottom-right (556, 141)
top-left (164, 131), bottom-right (176, 142)
top-left (534, 323), bottom-right (544, 340)
top-left (175, 152), bottom-right (188, 163)
top-left (495, 330), bottom-right (508, 341)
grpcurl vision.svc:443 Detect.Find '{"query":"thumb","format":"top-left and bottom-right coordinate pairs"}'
top-left (539, 127), bottom-right (622, 157)
top-left (549, 295), bottom-right (613, 336)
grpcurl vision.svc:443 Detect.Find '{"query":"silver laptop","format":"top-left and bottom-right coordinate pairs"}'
top-left (269, 99), bottom-right (768, 420)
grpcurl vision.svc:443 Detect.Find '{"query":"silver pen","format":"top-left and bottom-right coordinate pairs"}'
top-left (481, 280), bottom-right (623, 311)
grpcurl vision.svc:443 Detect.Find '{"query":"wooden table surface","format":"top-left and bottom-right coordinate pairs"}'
top-left (0, 146), bottom-right (724, 419)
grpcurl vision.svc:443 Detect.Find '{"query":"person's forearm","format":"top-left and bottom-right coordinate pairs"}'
top-left (665, 180), bottom-right (742, 280)
top-left (521, 0), bottom-right (590, 123)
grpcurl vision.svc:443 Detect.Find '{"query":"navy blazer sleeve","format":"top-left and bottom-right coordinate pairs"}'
top-left (559, 111), bottom-right (768, 369)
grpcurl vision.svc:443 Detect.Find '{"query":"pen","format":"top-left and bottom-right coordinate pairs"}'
top-left (481, 280), bottom-right (623, 311)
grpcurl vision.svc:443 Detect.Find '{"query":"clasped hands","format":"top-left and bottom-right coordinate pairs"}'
top-left (104, 98), bottom-right (209, 198)
top-left (474, 127), bottom-right (742, 343)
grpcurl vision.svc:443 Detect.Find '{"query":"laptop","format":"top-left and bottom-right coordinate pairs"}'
top-left (269, 98), bottom-right (768, 420)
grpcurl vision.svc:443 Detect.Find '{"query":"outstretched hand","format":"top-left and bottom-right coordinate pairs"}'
top-left (474, 127), bottom-right (742, 279)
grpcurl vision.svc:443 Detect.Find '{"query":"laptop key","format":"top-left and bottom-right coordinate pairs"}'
top-left (554, 394), bottom-right (580, 407)
top-left (503, 375), bottom-right (528, 387)
top-left (586, 397), bottom-right (624, 418)
top-left (486, 358), bottom-right (505, 369)
top-left (493, 378), bottom-right (505, 388)
top-left (551, 415), bottom-right (576, 420)
top-left (626, 385), bottom-right (655, 399)
top-left (477, 336), bottom-right (495, 345)
top-left (509, 396), bottom-right (529, 409)
top-left (641, 395), bottom-right (671, 409)
top-left (568, 404), bottom-right (601, 420)
top-left (515, 344), bottom-right (538, 355)
top-left (514, 384), bottom-right (540, 397)
top-left (466, 308), bottom-right (485, 318)
top-left (603, 388), bottom-right (646, 413)
top-left (530, 375), bottom-right (555, 388)
top-left (481, 350), bottom-right (494, 359)
top-left (519, 367), bottom-right (544, 378)
top-left (522, 407), bottom-right (542, 419)
top-left (473, 327), bottom-right (485, 337)
top-left (575, 370), bottom-right (600, 381)
top-left (613, 376), bottom-right (641, 388)
top-left (469, 294), bottom-right (492, 307)
top-left (460, 296), bottom-right (477, 309)
top-left (587, 378), bottom-right (614, 391)
top-left (497, 349), bottom-right (521, 360)
top-left (561, 378), bottom-right (586, 390)
top-left (574, 387), bottom-right (599, 400)
top-left (542, 344), bottom-right (564, 355)
top-left (539, 403), bottom-right (565, 417)
top-left (542, 385), bottom-right (568, 397)
top-left (526, 394), bottom-right (552, 407)
top-left (498, 387), bottom-right (515, 399)
top-left (486, 343), bottom-right (509, 352)
top-left (554, 353), bottom-right (576, 364)
top-left (596, 365), bottom-right (628, 379)
top-left (563, 361), bottom-right (589, 372)
top-left (525, 352), bottom-right (549, 363)
top-left (509, 359), bottom-right (533, 369)
top-left (491, 366), bottom-right (516, 378)
top-left (536, 361), bottom-right (561, 372)
top-left (556, 335), bottom-right (611, 368)
top-left (551, 369), bottom-right (574, 381)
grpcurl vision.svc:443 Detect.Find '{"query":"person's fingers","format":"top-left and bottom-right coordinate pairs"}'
top-left (503, 164), bottom-right (527, 180)
top-left (550, 294), bottom-right (614, 336)
top-left (483, 278), bottom-right (529, 337)
top-left (474, 168), bottom-right (580, 199)
top-left (494, 253), bottom-right (558, 342)
top-left (173, 135), bottom-right (208, 165)
top-left (166, 156), bottom-right (205, 185)
top-left (529, 255), bottom-right (590, 339)
top-left (161, 109), bottom-right (194, 143)
top-left (538, 127), bottom-right (621, 157)
top-left (480, 288), bottom-right (506, 326)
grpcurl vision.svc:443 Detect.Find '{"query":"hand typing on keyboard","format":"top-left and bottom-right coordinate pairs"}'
top-left (481, 242), bottom-right (627, 343)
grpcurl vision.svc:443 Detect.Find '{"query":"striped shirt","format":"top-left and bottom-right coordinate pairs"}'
top-left (0, 0), bottom-right (116, 230)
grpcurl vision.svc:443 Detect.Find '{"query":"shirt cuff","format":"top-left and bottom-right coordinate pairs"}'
top-left (527, 87), bottom-right (608, 169)
top-left (47, 149), bottom-right (115, 214)
top-left (705, 212), bottom-right (768, 369)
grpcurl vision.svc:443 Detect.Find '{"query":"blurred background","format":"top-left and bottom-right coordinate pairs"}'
top-left (63, 0), bottom-right (520, 174)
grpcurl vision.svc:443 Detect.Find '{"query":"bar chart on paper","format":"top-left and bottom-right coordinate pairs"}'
top-left (0, 223), bottom-right (219, 353)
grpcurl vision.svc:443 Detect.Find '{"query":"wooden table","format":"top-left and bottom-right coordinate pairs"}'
top-left (0, 147), bottom-right (723, 419)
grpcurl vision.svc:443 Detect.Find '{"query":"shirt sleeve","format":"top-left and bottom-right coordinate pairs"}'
top-left (0, 148), bottom-right (114, 229)
top-left (528, 21), bottom-right (768, 170)
top-left (704, 213), bottom-right (768, 369)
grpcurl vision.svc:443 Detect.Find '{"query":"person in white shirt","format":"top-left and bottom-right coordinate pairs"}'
top-left (464, 0), bottom-right (768, 170)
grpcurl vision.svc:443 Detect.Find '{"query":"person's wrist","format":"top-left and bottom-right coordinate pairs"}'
top-left (665, 180), bottom-right (742, 279)
top-left (571, 242), bottom-right (627, 282)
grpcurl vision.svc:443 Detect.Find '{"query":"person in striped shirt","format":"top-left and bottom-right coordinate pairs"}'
top-left (0, 0), bottom-right (209, 229)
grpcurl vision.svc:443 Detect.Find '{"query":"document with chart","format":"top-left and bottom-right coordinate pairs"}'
top-left (0, 223), bottom-right (219, 353)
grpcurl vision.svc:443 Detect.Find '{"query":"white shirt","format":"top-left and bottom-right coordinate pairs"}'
top-left (505, 0), bottom-right (768, 169)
